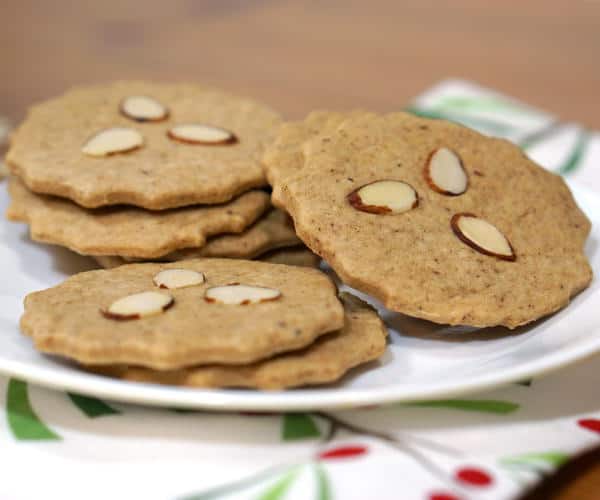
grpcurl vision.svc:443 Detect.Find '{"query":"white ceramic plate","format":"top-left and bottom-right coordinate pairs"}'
top-left (0, 181), bottom-right (599, 411)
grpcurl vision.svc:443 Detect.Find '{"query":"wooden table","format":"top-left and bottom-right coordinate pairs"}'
top-left (1, 1), bottom-right (599, 497)
top-left (2, 0), bottom-right (600, 127)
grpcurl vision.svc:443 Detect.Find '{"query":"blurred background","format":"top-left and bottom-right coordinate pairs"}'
top-left (2, 0), bottom-right (599, 126)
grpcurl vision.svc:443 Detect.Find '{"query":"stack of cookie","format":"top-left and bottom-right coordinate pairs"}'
top-left (20, 260), bottom-right (388, 389)
top-left (5, 82), bottom-right (317, 269)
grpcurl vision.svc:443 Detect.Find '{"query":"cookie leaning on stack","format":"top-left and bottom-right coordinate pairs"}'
top-left (264, 111), bottom-right (592, 328)
top-left (5, 81), bottom-right (310, 266)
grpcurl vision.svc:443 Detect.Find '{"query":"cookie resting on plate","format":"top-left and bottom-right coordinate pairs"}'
top-left (268, 111), bottom-right (592, 328)
top-left (20, 259), bottom-right (344, 369)
top-left (90, 293), bottom-right (388, 390)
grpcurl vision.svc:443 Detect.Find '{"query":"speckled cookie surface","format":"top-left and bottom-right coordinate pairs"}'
top-left (7, 177), bottom-right (270, 258)
top-left (174, 208), bottom-right (300, 260)
top-left (20, 259), bottom-right (344, 369)
top-left (262, 110), bottom-right (369, 207)
top-left (88, 293), bottom-right (387, 390)
top-left (7, 81), bottom-right (281, 209)
top-left (273, 112), bottom-right (592, 328)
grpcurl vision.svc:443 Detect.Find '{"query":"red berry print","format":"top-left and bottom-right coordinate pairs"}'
top-left (318, 444), bottom-right (368, 460)
top-left (455, 467), bottom-right (493, 487)
top-left (578, 418), bottom-right (600, 434)
top-left (429, 493), bottom-right (461, 500)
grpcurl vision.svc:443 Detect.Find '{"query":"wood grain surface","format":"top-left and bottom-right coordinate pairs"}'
top-left (1, 1), bottom-right (599, 498)
top-left (2, 0), bottom-right (600, 127)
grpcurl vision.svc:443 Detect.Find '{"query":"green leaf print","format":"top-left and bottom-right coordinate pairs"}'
top-left (315, 464), bottom-right (332, 500)
top-left (67, 392), bottom-right (120, 418)
top-left (501, 451), bottom-right (569, 468)
top-left (6, 378), bottom-right (60, 440)
top-left (557, 130), bottom-right (590, 175)
top-left (432, 95), bottom-right (535, 115)
top-left (257, 467), bottom-right (300, 500)
top-left (405, 399), bottom-right (520, 414)
top-left (282, 413), bottom-right (321, 441)
top-left (178, 465), bottom-right (288, 500)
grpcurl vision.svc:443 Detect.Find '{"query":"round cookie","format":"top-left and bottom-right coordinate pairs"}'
top-left (7, 81), bottom-right (281, 209)
top-left (7, 177), bottom-right (270, 258)
top-left (88, 208), bottom-right (300, 265)
top-left (20, 259), bottom-right (344, 369)
top-left (262, 110), bottom-right (370, 207)
top-left (89, 293), bottom-right (387, 390)
top-left (273, 112), bottom-right (592, 328)
top-left (172, 208), bottom-right (300, 260)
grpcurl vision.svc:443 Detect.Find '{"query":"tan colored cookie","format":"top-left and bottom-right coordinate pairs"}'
top-left (93, 246), bottom-right (320, 270)
top-left (7, 81), bottom-right (281, 209)
top-left (259, 247), bottom-right (321, 268)
top-left (262, 110), bottom-right (370, 207)
top-left (192, 209), bottom-right (299, 259)
top-left (20, 259), bottom-right (344, 369)
top-left (132, 208), bottom-right (298, 261)
top-left (88, 293), bottom-right (387, 390)
top-left (7, 177), bottom-right (270, 258)
top-left (89, 208), bottom-right (299, 265)
top-left (92, 255), bottom-right (129, 269)
top-left (274, 112), bottom-right (592, 328)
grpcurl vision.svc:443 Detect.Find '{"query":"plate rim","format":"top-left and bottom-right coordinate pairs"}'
top-left (0, 330), bottom-right (599, 411)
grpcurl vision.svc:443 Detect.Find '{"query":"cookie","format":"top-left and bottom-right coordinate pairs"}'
top-left (262, 110), bottom-right (369, 206)
top-left (88, 208), bottom-right (299, 265)
top-left (272, 112), bottom-right (592, 328)
top-left (93, 246), bottom-right (320, 270)
top-left (191, 209), bottom-right (300, 259)
top-left (7, 177), bottom-right (270, 258)
top-left (20, 259), bottom-right (344, 369)
top-left (93, 255), bottom-right (133, 269)
top-left (89, 293), bottom-right (387, 390)
top-left (259, 247), bottom-right (321, 268)
top-left (132, 208), bottom-right (299, 261)
top-left (6, 81), bottom-right (281, 209)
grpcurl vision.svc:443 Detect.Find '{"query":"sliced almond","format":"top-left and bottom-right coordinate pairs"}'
top-left (153, 269), bottom-right (205, 289)
top-left (120, 95), bottom-right (169, 122)
top-left (204, 284), bottom-right (281, 305)
top-left (347, 180), bottom-right (418, 214)
top-left (425, 147), bottom-right (468, 195)
top-left (82, 128), bottom-right (144, 157)
top-left (167, 124), bottom-right (237, 145)
top-left (451, 213), bottom-right (516, 261)
top-left (101, 291), bottom-right (174, 320)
